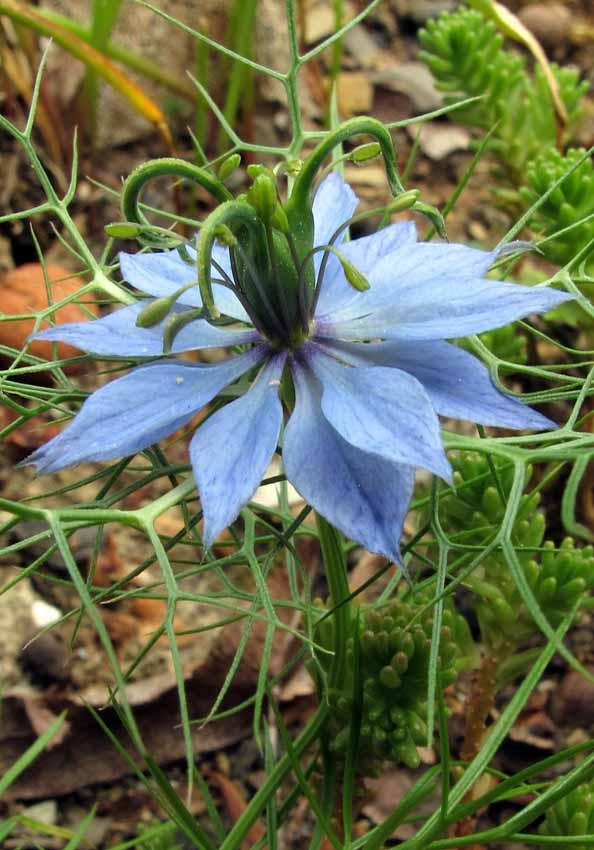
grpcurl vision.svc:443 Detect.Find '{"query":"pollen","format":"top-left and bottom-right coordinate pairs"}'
top-left (175, 376), bottom-right (184, 385)
top-left (268, 379), bottom-right (281, 386)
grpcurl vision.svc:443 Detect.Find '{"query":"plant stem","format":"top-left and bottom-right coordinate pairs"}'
top-left (316, 513), bottom-right (351, 690)
top-left (460, 653), bottom-right (499, 761)
top-left (218, 704), bottom-right (329, 850)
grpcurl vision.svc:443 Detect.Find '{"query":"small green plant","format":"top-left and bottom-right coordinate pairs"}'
top-left (137, 821), bottom-right (183, 850)
top-left (315, 591), bottom-right (475, 770)
top-left (437, 452), bottom-right (594, 657)
top-left (419, 4), bottom-right (594, 281)
top-left (418, 7), bottom-right (587, 176)
top-left (538, 777), bottom-right (594, 848)
top-left (520, 147), bottom-right (594, 268)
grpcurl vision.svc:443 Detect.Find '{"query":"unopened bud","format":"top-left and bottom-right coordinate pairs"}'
top-left (386, 190), bottom-right (420, 214)
top-left (379, 666), bottom-right (401, 689)
top-left (247, 164), bottom-right (275, 181)
top-left (337, 253), bottom-right (370, 292)
top-left (247, 174), bottom-right (278, 224)
top-left (135, 296), bottom-right (173, 328)
top-left (218, 153), bottom-right (241, 181)
top-left (105, 221), bottom-right (143, 238)
top-left (350, 142), bottom-right (381, 164)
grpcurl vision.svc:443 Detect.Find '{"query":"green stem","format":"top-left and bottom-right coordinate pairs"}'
top-left (196, 200), bottom-right (261, 319)
top-left (285, 0), bottom-right (304, 156)
top-left (121, 158), bottom-right (232, 229)
top-left (316, 514), bottom-right (351, 694)
top-left (139, 477), bottom-right (196, 524)
top-left (290, 116), bottom-right (403, 209)
top-left (218, 704), bottom-right (329, 850)
top-left (84, 0), bottom-right (124, 140)
top-left (313, 519), bottom-right (353, 843)
top-left (194, 39), bottom-right (210, 150)
top-left (327, 0), bottom-right (344, 125)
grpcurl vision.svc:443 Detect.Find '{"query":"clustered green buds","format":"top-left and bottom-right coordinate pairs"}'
top-left (538, 778), bottom-right (594, 848)
top-left (435, 452), bottom-right (542, 556)
top-left (433, 452), bottom-right (594, 655)
top-left (418, 6), bottom-right (587, 175)
top-left (419, 3), bottom-right (593, 305)
top-left (315, 592), bottom-right (475, 771)
top-left (520, 148), bottom-right (594, 271)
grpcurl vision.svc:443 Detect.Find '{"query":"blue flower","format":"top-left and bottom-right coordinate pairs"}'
top-left (27, 174), bottom-right (571, 561)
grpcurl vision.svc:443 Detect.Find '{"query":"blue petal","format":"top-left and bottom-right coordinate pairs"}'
top-left (190, 353), bottom-right (286, 547)
top-left (315, 221), bottom-right (418, 317)
top-left (305, 343), bottom-right (452, 480)
top-left (119, 244), bottom-right (249, 321)
top-left (26, 347), bottom-right (267, 473)
top-left (312, 173), bottom-right (358, 253)
top-left (326, 241), bottom-right (499, 319)
top-left (325, 339), bottom-right (556, 431)
top-left (30, 302), bottom-right (261, 357)
top-left (284, 361), bottom-right (414, 562)
top-left (316, 274), bottom-right (572, 343)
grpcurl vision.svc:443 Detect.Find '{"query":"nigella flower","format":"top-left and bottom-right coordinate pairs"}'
top-left (27, 173), bottom-right (570, 561)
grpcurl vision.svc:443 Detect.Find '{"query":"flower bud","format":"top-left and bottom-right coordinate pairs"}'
top-left (247, 174), bottom-right (278, 224)
top-left (105, 221), bottom-right (144, 238)
top-left (350, 142), bottom-right (381, 164)
top-left (286, 159), bottom-right (303, 176)
top-left (539, 576), bottom-right (558, 604)
top-left (246, 164), bottom-right (275, 181)
top-left (335, 252), bottom-right (370, 292)
top-left (379, 665), bottom-right (401, 689)
top-left (135, 296), bottom-right (174, 328)
top-left (218, 153), bottom-right (241, 181)
top-left (386, 190), bottom-right (420, 214)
